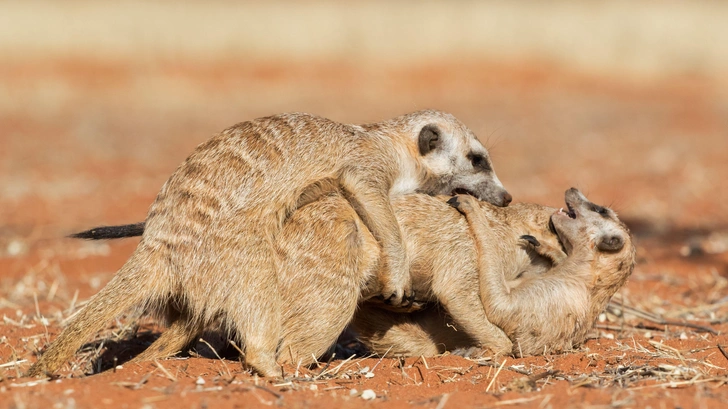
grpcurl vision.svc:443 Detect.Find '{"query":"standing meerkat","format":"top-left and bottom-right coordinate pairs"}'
top-left (62, 191), bottom-right (513, 367)
top-left (355, 189), bottom-right (635, 357)
top-left (27, 110), bottom-right (511, 377)
top-left (61, 189), bottom-right (632, 365)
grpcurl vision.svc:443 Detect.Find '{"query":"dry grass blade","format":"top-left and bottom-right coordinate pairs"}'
top-left (154, 360), bottom-right (177, 382)
top-left (717, 344), bottom-right (728, 363)
top-left (648, 341), bottom-right (686, 365)
top-left (0, 360), bottom-right (27, 369)
top-left (486, 359), bottom-right (506, 393)
top-left (608, 300), bottom-right (718, 335)
top-left (228, 340), bottom-right (245, 357)
top-left (627, 376), bottom-right (728, 391)
top-left (312, 353), bottom-right (335, 380)
top-left (198, 338), bottom-right (231, 379)
top-left (9, 379), bottom-right (49, 388)
top-left (434, 393), bottom-right (450, 409)
top-left (324, 354), bottom-right (356, 377)
top-left (253, 384), bottom-right (284, 402)
top-left (476, 360), bottom-right (530, 376)
top-left (113, 372), bottom-right (152, 390)
top-left (370, 345), bottom-right (393, 373)
top-left (493, 396), bottom-right (542, 406)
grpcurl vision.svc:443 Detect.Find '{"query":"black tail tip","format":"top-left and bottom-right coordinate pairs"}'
top-left (68, 222), bottom-right (146, 240)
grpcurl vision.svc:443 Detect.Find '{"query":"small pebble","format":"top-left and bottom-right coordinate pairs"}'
top-left (644, 331), bottom-right (652, 339)
top-left (361, 389), bottom-right (376, 400)
top-left (680, 332), bottom-right (688, 340)
top-left (195, 377), bottom-right (206, 385)
top-left (359, 366), bottom-right (370, 374)
top-left (364, 372), bottom-right (375, 378)
top-left (349, 388), bottom-right (358, 397)
top-left (7, 240), bottom-right (27, 257)
top-left (115, 365), bottom-right (123, 370)
top-left (309, 384), bottom-right (318, 391)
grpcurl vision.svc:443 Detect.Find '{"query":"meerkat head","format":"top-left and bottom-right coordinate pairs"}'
top-left (407, 110), bottom-right (512, 207)
top-left (550, 188), bottom-right (635, 318)
top-left (549, 188), bottom-right (631, 258)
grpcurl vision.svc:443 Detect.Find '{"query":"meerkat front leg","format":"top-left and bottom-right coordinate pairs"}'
top-left (340, 177), bottom-right (413, 307)
top-left (448, 194), bottom-right (519, 333)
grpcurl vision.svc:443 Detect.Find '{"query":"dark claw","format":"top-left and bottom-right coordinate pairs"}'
top-left (446, 196), bottom-right (460, 208)
top-left (409, 300), bottom-right (426, 311)
top-left (520, 235), bottom-right (540, 247)
top-left (380, 294), bottom-right (395, 306)
top-left (404, 291), bottom-right (417, 308)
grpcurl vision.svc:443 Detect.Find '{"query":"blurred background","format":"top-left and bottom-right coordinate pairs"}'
top-left (1, 0), bottom-right (727, 243)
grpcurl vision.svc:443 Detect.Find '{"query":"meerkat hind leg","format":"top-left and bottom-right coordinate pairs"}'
top-left (130, 319), bottom-right (200, 363)
top-left (223, 230), bottom-right (282, 378)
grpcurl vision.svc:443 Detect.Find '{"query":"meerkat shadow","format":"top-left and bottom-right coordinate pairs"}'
top-left (88, 329), bottom-right (239, 373)
top-left (82, 323), bottom-right (373, 375)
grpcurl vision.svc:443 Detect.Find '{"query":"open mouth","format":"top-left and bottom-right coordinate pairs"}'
top-left (557, 203), bottom-right (577, 219)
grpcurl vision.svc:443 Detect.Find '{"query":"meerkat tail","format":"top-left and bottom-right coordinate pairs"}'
top-left (26, 253), bottom-right (157, 377)
top-left (70, 222), bottom-right (146, 240)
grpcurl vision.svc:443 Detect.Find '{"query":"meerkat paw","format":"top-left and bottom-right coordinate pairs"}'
top-left (369, 297), bottom-right (426, 313)
top-left (483, 331), bottom-right (514, 358)
top-left (447, 194), bottom-right (479, 216)
top-left (378, 281), bottom-right (415, 308)
top-left (520, 235), bottom-right (567, 265)
top-left (245, 351), bottom-right (283, 378)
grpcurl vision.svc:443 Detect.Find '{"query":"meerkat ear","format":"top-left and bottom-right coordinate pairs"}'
top-left (418, 125), bottom-right (441, 156)
top-left (597, 234), bottom-right (624, 252)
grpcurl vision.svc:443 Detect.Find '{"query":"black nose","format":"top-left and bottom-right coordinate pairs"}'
top-left (501, 191), bottom-right (512, 206)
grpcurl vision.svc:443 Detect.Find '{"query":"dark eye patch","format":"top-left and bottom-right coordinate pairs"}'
top-left (467, 152), bottom-right (491, 171)
top-left (590, 204), bottom-right (610, 217)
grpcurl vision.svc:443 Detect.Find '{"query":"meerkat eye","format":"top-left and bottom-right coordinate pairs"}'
top-left (590, 204), bottom-right (610, 217)
top-left (467, 153), bottom-right (491, 171)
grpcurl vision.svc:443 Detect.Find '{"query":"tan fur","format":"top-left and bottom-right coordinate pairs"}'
top-left (356, 189), bottom-right (635, 357)
top-left (27, 110), bottom-right (510, 377)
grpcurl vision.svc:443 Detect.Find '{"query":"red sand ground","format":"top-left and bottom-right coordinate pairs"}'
top-left (1, 60), bottom-right (727, 408)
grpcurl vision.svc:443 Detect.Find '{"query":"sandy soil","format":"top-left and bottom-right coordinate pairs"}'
top-left (1, 59), bottom-right (728, 408)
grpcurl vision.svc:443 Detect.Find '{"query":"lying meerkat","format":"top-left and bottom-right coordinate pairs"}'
top-left (27, 111), bottom-right (511, 378)
top-left (354, 189), bottom-right (635, 357)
